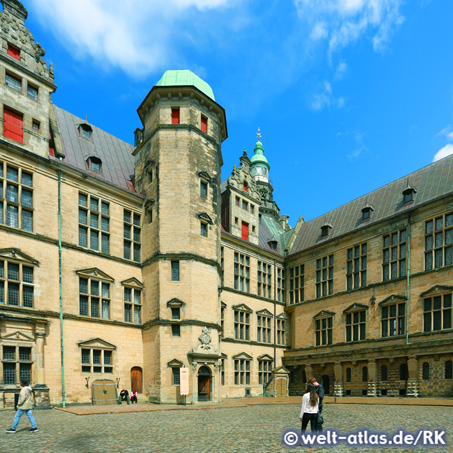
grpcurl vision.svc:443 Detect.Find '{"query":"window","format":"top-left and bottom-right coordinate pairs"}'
top-left (123, 210), bottom-right (141, 262)
top-left (2, 346), bottom-right (32, 385)
top-left (347, 243), bottom-right (367, 290)
top-left (276, 317), bottom-right (286, 345)
top-left (242, 200), bottom-right (248, 211)
top-left (201, 115), bottom-right (208, 133)
top-left (79, 193), bottom-right (110, 253)
top-left (445, 360), bottom-right (453, 379)
top-left (87, 157), bottom-right (102, 174)
top-left (346, 367), bottom-right (351, 382)
top-left (200, 181), bottom-right (208, 198)
top-left (6, 73), bottom-right (21, 92)
top-left (7, 43), bottom-right (20, 60)
top-left (422, 362), bottom-right (430, 380)
top-left (403, 187), bottom-right (416, 204)
top-left (381, 302), bottom-right (405, 337)
top-left (0, 163), bottom-right (33, 230)
top-left (234, 358), bottom-right (250, 385)
top-left (28, 85), bottom-right (38, 101)
top-left (383, 229), bottom-right (407, 280)
top-left (172, 367), bottom-right (180, 385)
top-left (345, 309), bottom-right (366, 342)
top-left (423, 293), bottom-right (452, 332)
top-left (243, 182), bottom-right (248, 192)
top-left (171, 261), bottom-right (180, 281)
top-left (234, 308), bottom-right (250, 340)
top-left (289, 265), bottom-right (304, 304)
top-left (381, 365), bottom-right (388, 381)
top-left (316, 255), bottom-right (333, 298)
top-left (234, 252), bottom-right (250, 292)
top-left (221, 358), bottom-right (225, 385)
top-left (32, 120), bottom-right (40, 132)
top-left (362, 206), bottom-right (374, 222)
top-left (220, 247), bottom-right (224, 285)
top-left (241, 221), bottom-right (249, 241)
top-left (235, 196), bottom-right (240, 206)
top-left (362, 366), bottom-right (368, 382)
top-left (399, 363), bottom-right (408, 380)
top-left (3, 107), bottom-right (23, 143)
top-left (220, 304), bottom-right (226, 338)
top-left (171, 107), bottom-right (180, 125)
top-left (257, 313), bottom-right (271, 343)
top-left (251, 205), bottom-right (255, 214)
top-left (79, 276), bottom-right (111, 319)
top-left (0, 259), bottom-right (34, 307)
top-left (124, 286), bottom-right (141, 323)
top-left (81, 349), bottom-right (112, 373)
top-left (201, 221), bottom-right (208, 237)
top-left (258, 359), bottom-right (273, 385)
top-left (277, 267), bottom-right (285, 302)
top-left (80, 124), bottom-right (92, 139)
top-left (321, 224), bottom-right (331, 238)
top-left (315, 315), bottom-right (333, 346)
top-left (172, 324), bottom-right (181, 337)
top-left (257, 260), bottom-right (271, 298)
top-left (425, 213), bottom-right (453, 270)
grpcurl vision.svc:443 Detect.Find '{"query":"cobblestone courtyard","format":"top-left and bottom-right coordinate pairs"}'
top-left (0, 403), bottom-right (451, 452)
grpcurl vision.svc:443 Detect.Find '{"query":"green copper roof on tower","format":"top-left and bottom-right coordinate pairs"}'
top-left (156, 70), bottom-right (215, 101)
top-left (250, 128), bottom-right (270, 170)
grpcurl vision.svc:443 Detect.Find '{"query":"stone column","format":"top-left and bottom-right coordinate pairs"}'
top-left (407, 357), bottom-right (419, 397)
top-left (35, 332), bottom-right (46, 385)
top-left (333, 362), bottom-right (343, 397)
top-left (304, 365), bottom-right (313, 382)
top-left (367, 360), bottom-right (377, 397)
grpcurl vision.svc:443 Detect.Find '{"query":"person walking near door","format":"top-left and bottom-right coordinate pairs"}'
top-left (5, 380), bottom-right (38, 433)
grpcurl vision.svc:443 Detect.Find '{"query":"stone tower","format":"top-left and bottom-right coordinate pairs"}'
top-left (134, 70), bottom-right (227, 403)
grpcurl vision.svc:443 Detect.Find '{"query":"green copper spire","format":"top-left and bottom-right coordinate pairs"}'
top-left (250, 127), bottom-right (270, 170)
top-left (156, 70), bottom-right (215, 101)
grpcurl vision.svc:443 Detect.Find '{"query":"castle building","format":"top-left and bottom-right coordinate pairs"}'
top-left (0, 0), bottom-right (451, 409)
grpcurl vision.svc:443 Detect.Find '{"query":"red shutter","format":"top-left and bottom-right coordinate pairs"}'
top-left (201, 115), bottom-right (208, 133)
top-left (242, 222), bottom-right (249, 241)
top-left (172, 108), bottom-right (180, 124)
top-left (243, 182), bottom-right (247, 191)
top-left (3, 108), bottom-right (23, 143)
top-left (7, 44), bottom-right (20, 60)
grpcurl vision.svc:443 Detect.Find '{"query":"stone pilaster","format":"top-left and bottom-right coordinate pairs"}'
top-left (407, 357), bottom-right (419, 397)
top-left (333, 362), bottom-right (343, 397)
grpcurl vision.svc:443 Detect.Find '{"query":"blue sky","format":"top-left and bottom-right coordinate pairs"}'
top-left (20, 0), bottom-right (453, 226)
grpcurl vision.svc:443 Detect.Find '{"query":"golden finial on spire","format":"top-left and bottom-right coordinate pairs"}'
top-left (257, 127), bottom-right (261, 140)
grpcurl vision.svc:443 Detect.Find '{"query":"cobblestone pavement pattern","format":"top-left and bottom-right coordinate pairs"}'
top-left (0, 404), bottom-right (451, 452)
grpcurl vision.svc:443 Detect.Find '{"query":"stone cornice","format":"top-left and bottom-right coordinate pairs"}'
top-left (141, 252), bottom-right (221, 274)
top-left (142, 318), bottom-right (221, 331)
top-left (221, 286), bottom-right (286, 307)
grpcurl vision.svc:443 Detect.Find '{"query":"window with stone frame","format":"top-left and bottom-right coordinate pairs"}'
top-left (346, 243), bottom-right (367, 290)
top-left (423, 292), bottom-right (452, 332)
top-left (422, 362), bottom-right (430, 380)
top-left (233, 305), bottom-right (251, 340)
top-left (220, 356), bottom-right (226, 385)
top-left (316, 255), bottom-right (333, 298)
top-left (220, 246), bottom-right (224, 286)
top-left (81, 348), bottom-right (113, 374)
top-left (78, 193), bottom-right (110, 253)
top-left (0, 253), bottom-right (36, 308)
top-left (257, 311), bottom-right (272, 343)
top-left (2, 345), bottom-right (32, 385)
top-left (381, 299), bottom-right (405, 337)
top-left (172, 367), bottom-right (180, 385)
top-left (276, 315), bottom-right (286, 345)
top-left (123, 279), bottom-right (142, 324)
top-left (220, 303), bottom-right (226, 338)
top-left (123, 209), bottom-right (141, 262)
top-left (78, 270), bottom-right (112, 319)
top-left (383, 229), bottom-right (407, 281)
top-left (234, 252), bottom-right (250, 293)
top-left (234, 356), bottom-right (251, 385)
top-left (277, 267), bottom-right (285, 302)
top-left (257, 260), bottom-right (271, 298)
top-left (258, 356), bottom-right (273, 385)
top-left (5, 72), bottom-right (21, 92)
top-left (289, 264), bottom-right (304, 304)
top-left (0, 162), bottom-right (33, 231)
top-left (345, 304), bottom-right (367, 342)
top-left (314, 311), bottom-right (334, 346)
top-left (445, 360), bottom-right (453, 380)
top-left (425, 213), bottom-right (453, 270)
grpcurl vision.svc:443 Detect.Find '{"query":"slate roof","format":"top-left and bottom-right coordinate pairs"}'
top-left (53, 105), bottom-right (136, 193)
top-left (290, 153), bottom-right (453, 255)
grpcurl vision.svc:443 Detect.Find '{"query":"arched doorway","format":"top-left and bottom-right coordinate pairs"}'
top-left (321, 375), bottom-right (330, 394)
top-left (131, 367), bottom-right (143, 393)
top-left (198, 366), bottom-right (211, 401)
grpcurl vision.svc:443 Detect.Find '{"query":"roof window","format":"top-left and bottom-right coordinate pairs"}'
top-left (361, 204), bottom-right (374, 222)
top-left (320, 223), bottom-right (332, 238)
top-left (402, 184), bottom-right (417, 204)
top-left (79, 123), bottom-right (93, 140)
top-left (87, 156), bottom-right (102, 174)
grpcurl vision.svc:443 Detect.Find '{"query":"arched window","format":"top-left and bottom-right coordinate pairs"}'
top-left (362, 366), bottom-right (368, 382)
top-left (346, 367), bottom-right (351, 382)
top-left (381, 365), bottom-right (388, 381)
top-left (399, 363), bottom-right (408, 380)
top-left (422, 362), bottom-right (430, 380)
top-left (445, 360), bottom-right (453, 380)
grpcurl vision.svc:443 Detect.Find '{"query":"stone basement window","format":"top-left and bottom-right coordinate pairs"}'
top-left (0, 259), bottom-right (34, 307)
top-left (2, 345), bottom-right (32, 385)
top-left (123, 209), bottom-right (141, 262)
top-left (81, 349), bottom-right (112, 374)
top-left (0, 162), bottom-right (33, 231)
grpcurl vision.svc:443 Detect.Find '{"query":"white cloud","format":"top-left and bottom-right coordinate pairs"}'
top-left (311, 79), bottom-right (345, 111)
top-left (438, 126), bottom-right (453, 142)
top-left (334, 61), bottom-right (348, 79)
top-left (433, 144), bottom-right (453, 162)
top-left (294, 0), bottom-right (404, 54)
top-left (28, 0), bottom-right (233, 77)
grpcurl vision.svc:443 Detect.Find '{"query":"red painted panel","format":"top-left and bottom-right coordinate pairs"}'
top-left (4, 108), bottom-right (23, 143)
top-left (243, 182), bottom-right (248, 191)
top-left (172, 108), bottom-right (180, 124)
top-left (201, 115), bottom-right (208, 133)
top-left (7, 44), bottom-right (20, 60)
top-left (242, 222), bottom-right (249, 241)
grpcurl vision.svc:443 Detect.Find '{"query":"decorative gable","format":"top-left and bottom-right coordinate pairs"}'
top-left (232, 303), bottom-right (253, 313)
top-left (256, 309), bottom-right (273, 317)
top-left (379, 294), bottom-right (406, 306)
top-left (167, 359), bottom-right (184, 368)
top-left (277, 313), bottom-right (288, 320)
top-left (343, 303), bottom-right (368, 313)
top-left (232, 352), bottom-right (253, 360)
top-left (197, 212), bottom-right (213, 225)
top-left (167, 298), bottom-right (185, 308)
top-left (198, 171), bottom-right (212, 182)
top-left (0, 248), bottom-right (39, 266)
top-left (420, 285), bottom-right (453, 298)
top-left (121, 277), bottom-right (144, 289)
top-left (313, 310), bottom-right (336, 319)
top-left (76, 268), bottom-right (114, 282)
top-left (78, 338), bottom-right (116, 350)
top-left (1, 330), bottom-right (34, 342)
top-left (257, 354), bottom-right (273, 361)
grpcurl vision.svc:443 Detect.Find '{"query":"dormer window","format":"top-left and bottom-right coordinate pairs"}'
top-left (134, 128), bottom-right (143, 146)
top-left (87, 156), bottom-right (102, 173)
top-left (361, 205), bottom-right (374, 222)
top-left (403, 186), bottom-right (417, 204)
top-left (268, 240), bottom-right (277, 251)
top-left (79, 124), bottom-right (93, 140)
top-left (243, 181), bottom-right (248, 192)
top-left (321, 223), bottom-right (332, 238)
top-left (7, 43), bottom-right (20, 60)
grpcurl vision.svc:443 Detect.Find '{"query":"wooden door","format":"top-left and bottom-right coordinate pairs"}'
top-left (276, 377), bottom-right (287, 397)
top-left (131, 367), bottom-right (143, 393)
top-left (92, 380), bottom-right (117, 405)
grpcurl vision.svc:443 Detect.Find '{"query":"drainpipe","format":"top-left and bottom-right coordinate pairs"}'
top-left (58, 169), bottom-right (66, 407)
top-left (273, 259), bottom-right (277, 369)
top-left (406, 214), bottom-right (411, 345)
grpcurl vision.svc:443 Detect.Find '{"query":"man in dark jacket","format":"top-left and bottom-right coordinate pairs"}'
top-left (308, 377), bottom-right (324, 431)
